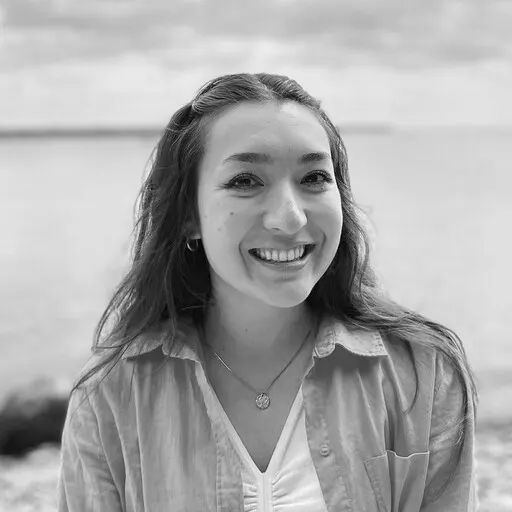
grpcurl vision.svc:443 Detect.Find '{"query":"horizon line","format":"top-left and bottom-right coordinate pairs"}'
top-left (0, 123), bottom-right (393, 139)
top-left (0, 123), bottom-right (510, 139)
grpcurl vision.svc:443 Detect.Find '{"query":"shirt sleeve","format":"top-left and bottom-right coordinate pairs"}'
top-left (57, 385), bottom-right (123, 512)
top-left (421, 352), bottom-right (478, 511)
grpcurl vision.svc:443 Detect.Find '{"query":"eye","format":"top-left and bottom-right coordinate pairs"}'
top-left (223, 173), bottom-right (263, 190)
top-left (302, 171), bottom-right (334, 189)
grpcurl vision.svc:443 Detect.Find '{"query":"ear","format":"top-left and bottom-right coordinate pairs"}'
top-left (183, 219), bottom-right (201, 240)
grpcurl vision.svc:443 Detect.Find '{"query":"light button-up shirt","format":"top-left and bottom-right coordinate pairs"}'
top-left (58, 316), bottom-right (477, 511)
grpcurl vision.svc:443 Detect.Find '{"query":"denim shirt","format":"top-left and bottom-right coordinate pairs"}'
top-left (57, 316), bottom-right (478, 511)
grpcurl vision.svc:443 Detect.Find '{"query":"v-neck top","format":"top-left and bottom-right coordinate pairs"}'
top-left (214, 385), bottom-right (328, 512)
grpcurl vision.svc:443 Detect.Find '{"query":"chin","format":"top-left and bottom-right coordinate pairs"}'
top-left (258, 286), bottom-right (313, 309)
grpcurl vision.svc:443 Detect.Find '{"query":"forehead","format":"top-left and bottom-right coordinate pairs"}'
top-left (203, 101), bottom-right (331, 162)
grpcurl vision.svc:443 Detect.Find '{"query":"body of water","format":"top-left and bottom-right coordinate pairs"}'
top-left (2, 128), bottom-right (511, 419)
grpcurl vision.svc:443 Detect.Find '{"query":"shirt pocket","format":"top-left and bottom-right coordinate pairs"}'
top-left (364, 450), bottom-right (430, 512)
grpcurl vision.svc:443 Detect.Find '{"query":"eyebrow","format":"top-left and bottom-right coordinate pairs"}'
top-left (222, 151), bottom-right (331, 165)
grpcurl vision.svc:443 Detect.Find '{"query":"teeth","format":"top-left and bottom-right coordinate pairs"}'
top-left (254, 245), bottom-right (308, 262)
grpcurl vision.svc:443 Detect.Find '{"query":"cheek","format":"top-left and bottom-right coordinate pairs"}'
top-left (200, 199), bottom-right (249, 249)
top-left (198, 194), bottom-right (226, 232)
top-left (316, 196), bottom-right (344, 239)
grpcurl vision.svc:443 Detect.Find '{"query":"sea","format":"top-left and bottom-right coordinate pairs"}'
top-left (1, 127), bottom-right (511, 420)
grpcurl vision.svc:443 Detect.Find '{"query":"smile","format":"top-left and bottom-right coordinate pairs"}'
top-left (249, 244), bottom-right (315, 263)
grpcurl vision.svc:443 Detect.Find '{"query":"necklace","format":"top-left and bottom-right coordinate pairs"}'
top-left (203, 326), bottom-right (313, 410)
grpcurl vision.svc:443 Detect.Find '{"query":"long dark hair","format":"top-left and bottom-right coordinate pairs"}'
top-left (71, 73), bottom-right (477, 501)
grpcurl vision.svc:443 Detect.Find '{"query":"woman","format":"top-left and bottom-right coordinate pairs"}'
top-left (58, 73), bottom-right (478, 511)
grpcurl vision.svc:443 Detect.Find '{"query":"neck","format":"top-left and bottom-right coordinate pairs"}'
top-left (202, 296), bottom-right (315, 364)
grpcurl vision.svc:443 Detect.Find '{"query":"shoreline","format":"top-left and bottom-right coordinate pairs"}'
top-left (0, 418), bottom-right (510, 511)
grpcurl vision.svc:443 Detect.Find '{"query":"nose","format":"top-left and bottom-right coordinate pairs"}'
top-left (263, 183), bottom-right (307, 235)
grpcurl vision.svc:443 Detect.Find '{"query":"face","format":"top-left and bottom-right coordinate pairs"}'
top-left (194, 101), bottom-right (343, 309)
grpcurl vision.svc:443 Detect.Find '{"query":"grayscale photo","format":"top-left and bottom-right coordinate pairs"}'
top-left (1, 1), bottom-right (511, 510)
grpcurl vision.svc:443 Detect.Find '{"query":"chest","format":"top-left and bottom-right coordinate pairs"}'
top-left (203, 357), bottom-right (306, 472)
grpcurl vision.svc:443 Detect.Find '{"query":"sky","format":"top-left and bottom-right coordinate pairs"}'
top-left (0, 0), bottom-right (511, 128)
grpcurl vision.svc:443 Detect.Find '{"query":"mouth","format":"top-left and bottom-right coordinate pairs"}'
top-left (248, 244), bottom-right (316, 264)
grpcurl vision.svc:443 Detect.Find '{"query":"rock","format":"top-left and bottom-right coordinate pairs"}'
top-left (0, 377), bottom-right (70, 457)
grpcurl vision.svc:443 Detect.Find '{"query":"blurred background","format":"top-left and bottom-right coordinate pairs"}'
top-left (1, 0), bottom-right (511, 510)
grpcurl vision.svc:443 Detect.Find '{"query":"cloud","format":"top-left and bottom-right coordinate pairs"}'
top-left (1, 54), bottom-right (511, 127)
top-left (1, 0), bottom-right (511, 127)
top-left (1, 0), bottom-right (511, 72)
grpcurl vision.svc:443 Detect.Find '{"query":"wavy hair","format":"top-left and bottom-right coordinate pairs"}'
top-left (71, 73), bottom-right (477, 502)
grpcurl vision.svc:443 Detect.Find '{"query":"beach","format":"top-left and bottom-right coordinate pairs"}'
top-left (1, 129), bottom-right (511, 509)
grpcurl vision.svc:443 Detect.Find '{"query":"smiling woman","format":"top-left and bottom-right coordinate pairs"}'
top-left (195, 101), bottom-right (342, 311)
top-left (57, 73), bottom-right (478, 511)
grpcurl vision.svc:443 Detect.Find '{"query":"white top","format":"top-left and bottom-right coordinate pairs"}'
top-left (216, 386), bottom-right (328, 512)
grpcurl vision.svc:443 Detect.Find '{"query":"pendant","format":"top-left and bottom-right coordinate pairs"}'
top-left (255, 393), bottom-right (270, 410)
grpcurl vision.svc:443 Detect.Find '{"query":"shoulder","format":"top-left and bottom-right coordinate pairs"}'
top-left (379, 329), bottom-right (473, 422)
top-left (70, 340), bottom-right (166, 412)
top-left (318, 316), bottom-right (465, 389)
top-left (70, 317), bottom-right (198, 409)
top-left (381, 331), bottom-right (437, 377)
top-left (381, 329), bottom-right (471, 395)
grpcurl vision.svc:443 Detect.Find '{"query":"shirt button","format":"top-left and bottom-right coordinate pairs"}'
top-left (320, 443), bottom-right (330, 456)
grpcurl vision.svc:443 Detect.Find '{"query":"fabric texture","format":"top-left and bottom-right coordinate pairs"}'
top-left (57, 315), bottom-right (478, 511)
top-left (219, 384), bottom-right (327, 512)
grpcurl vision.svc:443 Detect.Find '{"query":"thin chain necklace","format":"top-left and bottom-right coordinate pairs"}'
top-left (203, 326), bottom-right (313, 410)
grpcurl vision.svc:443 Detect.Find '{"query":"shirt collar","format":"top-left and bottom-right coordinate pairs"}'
top-left (120, 315), bottom-right (388, 361)
top-left (120, 316), bottom-right (202, 362)
top-left (313, 316), bottom-right (388, 358)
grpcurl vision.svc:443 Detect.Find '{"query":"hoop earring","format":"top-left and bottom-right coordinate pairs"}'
top-left (186, 238), bottom-right (200, 252)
